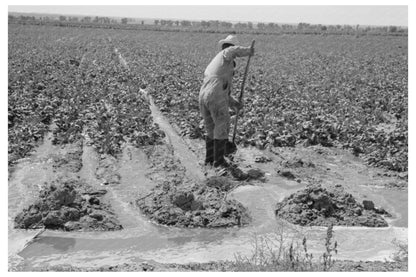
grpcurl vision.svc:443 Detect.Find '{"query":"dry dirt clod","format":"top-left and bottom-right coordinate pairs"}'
top-left (280, 170), bottom-right (296, 180)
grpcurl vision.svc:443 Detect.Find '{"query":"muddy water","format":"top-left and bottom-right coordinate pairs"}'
top-left (105, 145), bottom-right (159, 230)
top-left (17, 213), bottom-right (407, 269)
top-left (140, 89), bottom-right (205, 182)
top-left (8, 132), bottom-right (63, 270)
top-left (234, 145), bottom-right (408, 227)
top-left (11, 132), bottom-right (408, 270)
top-left (10, 130), bottom-right (408, 271)
top-left (9, 86), bottom-right (407, 270)
top-left (15, 143), bottom-right (408, 269)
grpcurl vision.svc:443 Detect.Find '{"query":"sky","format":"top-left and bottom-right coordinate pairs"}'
top-left (8, 5), bottom-right (408, 26)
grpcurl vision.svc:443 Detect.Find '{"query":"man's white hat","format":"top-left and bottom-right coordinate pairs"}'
top-left (218, 35), bottom-right (239, 49)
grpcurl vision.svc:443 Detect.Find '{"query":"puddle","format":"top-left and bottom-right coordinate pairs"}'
top-left (358, 186), bottom-right (408, 227)
top-left (18, 224), bottom-right (407, 269)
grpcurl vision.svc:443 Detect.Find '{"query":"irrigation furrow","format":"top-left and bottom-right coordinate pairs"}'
top-left (113, 46), bottom-right (205, 182)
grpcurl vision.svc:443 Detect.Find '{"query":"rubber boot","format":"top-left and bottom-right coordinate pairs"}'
top-left (214, 139), bottom-right (229, 168)
top-left (204, 136), bottom-right (214, 166)
top-left (225, 140), bottom-right (237, 157)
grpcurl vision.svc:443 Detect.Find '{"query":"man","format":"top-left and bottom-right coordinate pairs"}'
top-left (199, 35), bottom-right (254, 169)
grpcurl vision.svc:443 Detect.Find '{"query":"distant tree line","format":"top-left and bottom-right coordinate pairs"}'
top-left (8, 14), bottom-right (118, 24)
top-left (8, 14), bottom-right (407, 36)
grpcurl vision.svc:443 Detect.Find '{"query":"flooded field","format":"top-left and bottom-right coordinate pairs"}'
top-left (9, 98), bottom-right (407, 270)
top-left (8, 24), bottom-right (407, 272)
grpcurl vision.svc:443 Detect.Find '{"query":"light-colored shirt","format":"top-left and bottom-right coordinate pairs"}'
top-left (204, 46), bottom-right (252, 87)
top-left (199, 46), bottom-right (252, 108)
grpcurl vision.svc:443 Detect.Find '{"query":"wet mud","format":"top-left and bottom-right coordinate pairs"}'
top-left (14, 177), bottom-right (122, 231)
top-left (136, 144), bottom-right (250, 228)
top-left (275, 184), bottom-right (390, 227)
top-left (11, 134), bottom-right (122, 233)
top-left (138, 176), bottom-right (251, 228)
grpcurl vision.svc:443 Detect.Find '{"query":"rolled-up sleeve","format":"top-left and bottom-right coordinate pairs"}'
top-left (222, 46), bottom-right (251, 61)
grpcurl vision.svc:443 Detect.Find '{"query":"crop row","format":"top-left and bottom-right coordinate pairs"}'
top-left (8, 25), bottom-right (84, 165)
top-left (114, 30), bottom-right (407, 172)
top-left (8, 24), bottom-right (163, 166)
top-left (9, 25), bottom-right (407, 172)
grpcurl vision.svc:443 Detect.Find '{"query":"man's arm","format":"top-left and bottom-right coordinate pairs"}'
top-left (223, 46), bottom-right (253, 61)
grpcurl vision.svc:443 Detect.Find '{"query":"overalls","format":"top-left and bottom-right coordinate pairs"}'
top-left (199, 46), bottom-right (252, 140)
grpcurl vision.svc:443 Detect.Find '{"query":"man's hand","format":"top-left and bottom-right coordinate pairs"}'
top-left (234, 100), bottom-right (244, 111)
top-left (249, 47), bottom-right (255, 57)
top-left (229, 96), bottom-right (243, 111)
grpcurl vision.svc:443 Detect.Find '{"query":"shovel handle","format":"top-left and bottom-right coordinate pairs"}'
top-left (238, 40), bottom-right (255, 102)
top-left (232, 40), bottom-right (255, 144)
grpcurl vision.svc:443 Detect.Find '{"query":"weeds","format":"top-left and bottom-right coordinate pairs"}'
top-left (321, 224), bottom-right (338, 270)
top-left (391, 239), bottom-right (408, 263)
top-left (233, 222), bottom-right (338, 271)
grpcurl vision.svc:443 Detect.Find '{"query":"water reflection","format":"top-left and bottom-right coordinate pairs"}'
top-left (19, 236), bottom-right (76, 258)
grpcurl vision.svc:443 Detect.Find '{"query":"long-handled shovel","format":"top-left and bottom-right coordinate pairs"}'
top-left (230, 40), bottom-right (255, 150)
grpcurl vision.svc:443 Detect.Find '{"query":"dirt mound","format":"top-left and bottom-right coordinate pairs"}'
top-left (275, 184), bottom-right (390, 227)
top-left (137, 176), bottom-right (250, 228)
top-left (14, 177), bottom-right (122, 231)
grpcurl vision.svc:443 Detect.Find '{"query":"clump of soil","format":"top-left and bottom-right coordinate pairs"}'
top-left (14, 177), bottom-right (122, 231)
top-left (281, 158), bottom-right (315, 168)
top-left (137, 176), bottom-right (250, 228)
top-left (275, 184), bottom-right (390, 227)
top-left (254, 155), bottom-right (272, 163)
top-left (276, 157), bottom-right (315, 182)
top-left (228, 166), bottom-right (266, 182)
top-left (278, 170), bottom-right (297, 180)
